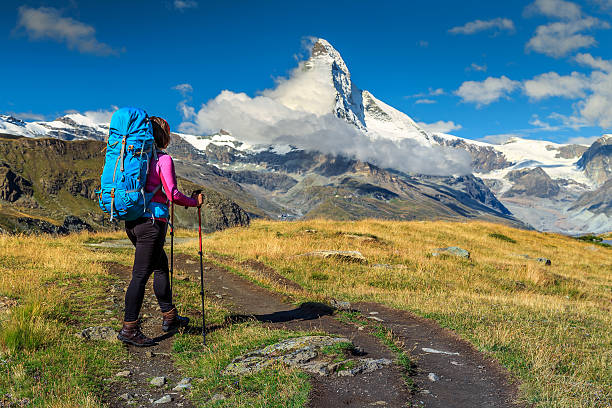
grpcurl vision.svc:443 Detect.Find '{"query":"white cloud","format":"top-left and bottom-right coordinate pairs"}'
top-left (455, 76), bottom-right (521, 106)
top-left (524, 1), bottom-right (609, 58)
top-left (525, 17), bottom-right (608, 57)
top-left (418, 40), bottom-right (429, 48)
top-left (574, 53), bottom-right (612, 72)
top-left (520, 64), bottom-right (612, 128)
top-left (523, 71), bottom-right (590, 99)
top-left (174, 0), bottom-right (198, 10)
top-left (179, 60), bottom-right (472, 176)
top-left (415, 99), bottom-right (436, 104)
top-left (7, 111), bottom-right (46, 121)
top-left (467, 63), bottom-right (487, 72)
top-left (409, 88), bottom-right (445, 98)
top-left (172, 83), bottom-right (193, 96)
top-left (564, 135), bottom-right (600, 145)
top-left (83, 108), bottom-right (116, 124)
top-left (524, 0), bottom-right (582, 20)
top-left (417, 120), bottom-right (462, 133)
top-left (479, 134), bottom-right (521, 144)
top-left (449, 18), bottom-right (515, 35)
top-left (15, 6), bottom-right (119, 56)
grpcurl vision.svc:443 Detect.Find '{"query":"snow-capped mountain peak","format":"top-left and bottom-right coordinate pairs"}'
top-left (304, 38), bottom-right (432, 145)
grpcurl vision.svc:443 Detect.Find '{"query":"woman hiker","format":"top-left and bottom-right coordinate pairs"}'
top-left (118, 116), bottom-right (203, 347)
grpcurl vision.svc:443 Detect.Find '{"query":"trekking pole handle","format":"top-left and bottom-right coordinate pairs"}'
top-left (190, 189), bottom-right (203, 209)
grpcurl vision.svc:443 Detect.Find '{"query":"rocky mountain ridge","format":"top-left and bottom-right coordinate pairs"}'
top-left (1, 38), bottom-right (610, 233)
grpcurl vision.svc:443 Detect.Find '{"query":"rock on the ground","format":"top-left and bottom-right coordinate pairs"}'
top-left (337, 358), bottom-right (392, 377)
top-left (225, 336), bottom-right (365, 376)
top-left (120, 392), bottom-right (135, 401)
top-left (431, 247), bottom-right (470, 259)
top-left (150, 376), bottom-right (166, 387)
top-left (299, 250), bottom-right (367, 263)
top-left (210, 393), bottom-right (226, 402)
top-left (516, 254), bottom-right (552, 265)
top-left (428, 372), bottom-right (440, 382)
top-left (330, 299), bottom-right (352, 311)
top-left (115, 370), bottom-right (131, 377)
top-left (172, 377), bottom-right (192, 392)
top-left (80, 326), bottom-right (117, 341)
top-left (153, 395), bottom-right (172, 404)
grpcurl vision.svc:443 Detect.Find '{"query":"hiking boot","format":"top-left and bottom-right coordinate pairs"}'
top-left (117, 320), bottom-right (156, 347)
top-left (162, 308), bottom-right (190, 332)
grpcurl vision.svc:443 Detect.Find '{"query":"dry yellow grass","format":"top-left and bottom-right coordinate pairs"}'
top-left (0, 232), bottom-right (129, 407)
top-left (189, 219), bottom-right (611, 408)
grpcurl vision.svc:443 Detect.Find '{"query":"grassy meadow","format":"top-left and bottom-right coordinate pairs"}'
top-left (180, 219), bottom-right (612, 408)
top-left (0, 219), bottom-right (609, 407)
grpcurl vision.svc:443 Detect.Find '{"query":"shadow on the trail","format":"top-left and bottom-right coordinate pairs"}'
top-left (190, 302), bottom-right (334, 335)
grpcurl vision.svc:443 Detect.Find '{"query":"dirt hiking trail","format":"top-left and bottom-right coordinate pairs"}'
top-left (103, 250), bottom-right (524, 408)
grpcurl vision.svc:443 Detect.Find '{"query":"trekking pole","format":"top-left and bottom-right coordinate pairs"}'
top-left (169, 201), bottom-right (175, 293)
top-left (197, 204), bottom-right (206, 346)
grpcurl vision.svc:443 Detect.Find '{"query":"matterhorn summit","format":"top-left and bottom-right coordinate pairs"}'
top-left (298, 38), bottom-right (432, 145)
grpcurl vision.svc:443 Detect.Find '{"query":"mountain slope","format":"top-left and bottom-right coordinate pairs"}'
top-left (0, 135), bottom-right (250, 234)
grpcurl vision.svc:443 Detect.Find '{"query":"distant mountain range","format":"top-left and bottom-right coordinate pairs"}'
top-left (1, 38), bottom-right (610, 234)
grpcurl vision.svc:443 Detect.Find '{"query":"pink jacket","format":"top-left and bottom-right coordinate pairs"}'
top-left (147, 152), bottom-right (198, 208)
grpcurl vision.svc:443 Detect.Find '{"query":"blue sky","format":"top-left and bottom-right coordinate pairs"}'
top-left (2, 0), bottom-right (612, 144)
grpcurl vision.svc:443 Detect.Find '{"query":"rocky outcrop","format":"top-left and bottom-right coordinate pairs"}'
top-left (576, 135), bottom-right (611, 186)
top-left (223, 335), bottom-right (391, 377)
top-left (298, 250), bottom-right (367, 263)
top-left (432, 135), bottom-right (512, 172)
top-left (569, 178), bottom-right (611, 216)
top-left (504, 167), bottom-right (560, 198)
top-left (0, 164), bottom-right (33, 201)
top-left (546, 144), bottom-right (588, 159)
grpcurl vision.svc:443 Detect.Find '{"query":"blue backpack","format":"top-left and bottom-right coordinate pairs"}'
top-left (97, 107), bottom-right (161, 221)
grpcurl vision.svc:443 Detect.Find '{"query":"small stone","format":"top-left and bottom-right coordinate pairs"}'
top-left (210, 393), bottom-right (225, 402)
top-left (115, 370), bottom-right (131, 377)
top-left (428, 372), bottom-right (439, 382)
top-left (420, 389), bottom-right (431, 395)
top-left (120, 393), bottom-right (134, 401)
top-left (372, 263), bottom-right (393, 269)
top-left (153, 395), bottom-right (172, 404)
top-left (80, 326), bottom-right (117, 341)
top-left (172, 377), bottom-right (192, 392)
top-left (368, 311), bottom-right (379, 315)
top-left (450, 361), bottom-right (464, 366)
top-left (222, 286), bottom-right (229, 290)
top-left (145, 351), bottom-right (154, 358)
top-left (357, 326), bottom-right (364, 331)
top-left (366, 316), bottom-right (384, 322)
top-left (370, 402), bottom-right (388, 406)
top-left (215, 294), bottom-right (223, 299)
top-left (431, 247), bottom-right (470, 259)
top-left (150, 376), bottom-right (166, 387)
top-left (299, 250), bottom-right (368, 264)
top-left (330, 299), bottom-right (352, 311)
top-left (478, 365), bottom-right (485, 370)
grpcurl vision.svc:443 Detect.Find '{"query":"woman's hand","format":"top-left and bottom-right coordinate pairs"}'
top-left (191, 190), bottom-right (204, 207)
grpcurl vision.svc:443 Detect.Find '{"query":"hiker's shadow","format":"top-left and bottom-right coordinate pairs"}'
top-left (195, 302), bottom-right (335, 335)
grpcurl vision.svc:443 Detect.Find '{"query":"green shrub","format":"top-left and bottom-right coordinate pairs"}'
top-left (310, 272), bottom-right (329, 281)
top-left (489, 233), bottom-right (517, 243)
top-left (0, 303), bottom-right (53, 353)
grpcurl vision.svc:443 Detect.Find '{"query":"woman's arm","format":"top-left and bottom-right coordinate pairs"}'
top-left (158, 154), bottom-right (199, 207)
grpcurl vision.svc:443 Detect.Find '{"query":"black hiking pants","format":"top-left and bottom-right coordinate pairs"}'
top-left (124, 217), bottom-right (174, 322)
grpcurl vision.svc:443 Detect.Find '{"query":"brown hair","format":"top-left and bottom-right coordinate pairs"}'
top-left (150, 116), bottom-right (171, 149)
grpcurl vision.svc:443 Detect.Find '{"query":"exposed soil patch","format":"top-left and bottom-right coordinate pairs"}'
top-left (353, 302), bottom-right (525, 408)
